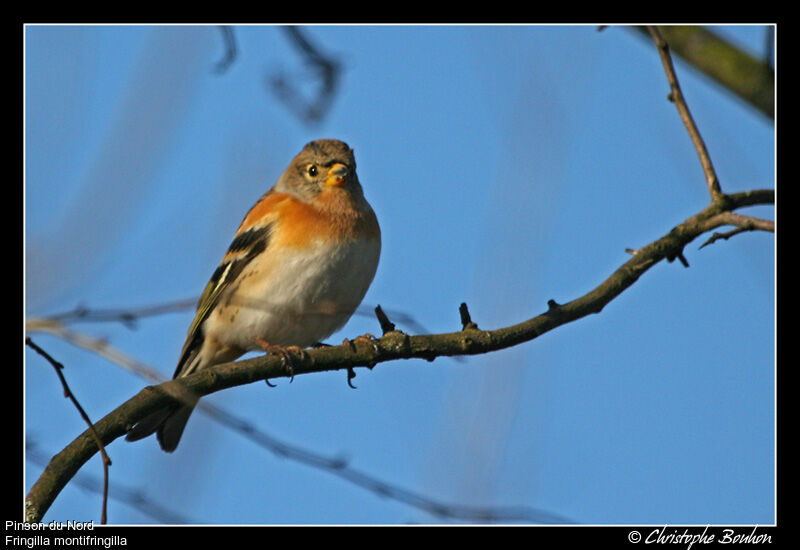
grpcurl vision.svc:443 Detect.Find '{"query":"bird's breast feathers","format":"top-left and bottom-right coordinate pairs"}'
top-left (203, 191), bottom-right (380, 350)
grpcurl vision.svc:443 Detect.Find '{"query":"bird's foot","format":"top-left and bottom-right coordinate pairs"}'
top-left (343, 333), bottom-right (380, 353)
top-left (254, 338), bottom-right (305, 383)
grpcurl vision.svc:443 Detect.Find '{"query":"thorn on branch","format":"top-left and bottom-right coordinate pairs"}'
top-left (374, 305), bottom-right (396, 335)
top-left (119, 313), bottom-right (138, 330)
top-left (666, 250), bottom-right (690, 268)
top-left (459, 302), bottom-right (479, 330)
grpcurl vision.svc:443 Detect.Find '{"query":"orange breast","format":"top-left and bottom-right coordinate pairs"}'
top-left (264, 189), bottom-right (380, 249)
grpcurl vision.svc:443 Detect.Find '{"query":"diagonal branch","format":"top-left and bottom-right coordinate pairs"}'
top-left (632, 25), bottom-right (775, 121)
top-left (699, 212), bottom-right (775, 249)
top-left (25, 338), bottom-right (112, 524)
top-left (714, 211), bottom-right (775, 233)
top-left (24, 188), bottom-right (774, 523)
top-left (647, 25), bottom-right (723, 201)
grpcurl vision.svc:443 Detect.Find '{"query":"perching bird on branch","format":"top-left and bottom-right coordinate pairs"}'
top-left (126, 139), bottom-right (381, 452)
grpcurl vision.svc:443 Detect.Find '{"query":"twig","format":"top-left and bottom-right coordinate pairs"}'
top-left (198, 400), bottom-right (569, 523)
top-left (698, 212), bottom-right (775, 249)
top-left (41, 297), bottom-right (432, 336)
top-left (46, 297), bottom-right (198, 329)
top-left (716, 211), bottom-right (775, 233)
top-left (646, 25), bottom-right (723, 201)
top-left (25, 337), bottom-right (112, 524)
top-left (212, 26), bottom-right (237, 74)
top-left (24, 188), bottom-right (774, 524)
top-left (374, 305), bottom-right (396, 335)
top-left (268, 26), bottom-right (341, 124)
top-left (25, 321), bottom-right (172, 385)
top-left (459, 302), bottom-right (479, 330)
top-left (630, 26), bottom-right (774, 120)
top-left (699, 227), bottom-right (754, 249)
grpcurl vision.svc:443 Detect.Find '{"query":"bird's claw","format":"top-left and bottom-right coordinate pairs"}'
top-left (254, 338), bottom-right (305, 383)
top-left (343, 333), bottom-right (380, 353)
top-left (346, 366), bottom-right (357, 389)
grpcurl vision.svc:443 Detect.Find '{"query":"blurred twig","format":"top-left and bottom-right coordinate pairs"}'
top-left (26, 440), bottom-right (193, 524)
top-left (211, 25), bottom-right (342, 123)
top-left (39, 297), bottom-right (431, 336)
top-left (268, 26), bottom-right (342, 124)
top-left (45, 297), bottom-right (198, 329)
top-left (198, 399), bottom-right (570, 523)
top-left (212, 26), bottom-right (238, 74)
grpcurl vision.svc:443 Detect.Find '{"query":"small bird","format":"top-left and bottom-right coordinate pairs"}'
top-left (126, 139), bottom-right (381, 452)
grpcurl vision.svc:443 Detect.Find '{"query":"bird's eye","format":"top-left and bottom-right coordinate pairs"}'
top-left (307, 165), bottom-right (318, 177)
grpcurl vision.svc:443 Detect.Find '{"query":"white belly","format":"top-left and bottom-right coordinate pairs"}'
top-left (205, 237), bottom-right (380, 350)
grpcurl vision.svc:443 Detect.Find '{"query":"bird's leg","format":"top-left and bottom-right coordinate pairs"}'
top-left (254, 337), bottom-right (306, 383)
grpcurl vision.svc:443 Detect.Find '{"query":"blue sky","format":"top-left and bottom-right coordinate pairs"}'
top-left (24, 25), bottom-right (775, 525)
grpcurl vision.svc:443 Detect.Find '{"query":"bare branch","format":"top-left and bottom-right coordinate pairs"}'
top-left (24, 188), bottom-right (774, 523)
top-left (646, 25), bottom-right (723, 201)
top-left (699, 212), bottom-right (775, 249)
top-left (631, 25), bottom-right (774, 120)
top-left (715, 211), bottom-right (775, 233)
top-left (25, 338), bottom-right (112, 524)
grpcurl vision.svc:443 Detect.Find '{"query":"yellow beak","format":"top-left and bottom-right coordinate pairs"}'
top-left (325, 163), bottom-right (348, 187)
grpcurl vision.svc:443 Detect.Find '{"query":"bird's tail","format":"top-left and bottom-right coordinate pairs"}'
top-left (126, 338), bottom-right (206, 452)
top-left (125, 403), bottom-right (197, 453)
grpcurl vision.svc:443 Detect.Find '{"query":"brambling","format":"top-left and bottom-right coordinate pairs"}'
top-left (126, 139), bottom-right (381, 452)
